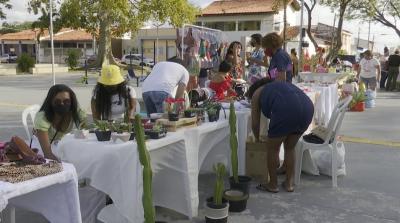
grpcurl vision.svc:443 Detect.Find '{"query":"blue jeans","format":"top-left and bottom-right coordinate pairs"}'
top-left (142, 91), bottom-right (169, 116)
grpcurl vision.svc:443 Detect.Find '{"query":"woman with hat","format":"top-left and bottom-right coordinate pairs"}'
top-left (91, 65), bottom-right (137, 121)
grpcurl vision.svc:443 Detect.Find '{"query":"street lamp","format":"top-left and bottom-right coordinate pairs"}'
top-left (49, 0), bottom-right (55, 85)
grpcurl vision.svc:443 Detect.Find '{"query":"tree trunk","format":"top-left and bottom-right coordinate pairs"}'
top-left (96, 17), bottom-right (124, 68)
top-left (304, 2), bottom-right (318, 51)
top-left (327, 4), bottom-right (346, 62)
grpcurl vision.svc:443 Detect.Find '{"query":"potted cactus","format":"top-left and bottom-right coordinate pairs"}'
top-left (184, 108), bottom-right (197, 118)
top-left (111, 122), bottom-right (131, 142)
top-left (205, 163), bottom-right (229, 223)
top-left (134, 115), bottom-right (156, 223)
top-left (94, 120), bottom-right (111, 141)
top-left (74, 121), bottom-right (89, 139)
top-left (228, 102), bottom-right (251, 195)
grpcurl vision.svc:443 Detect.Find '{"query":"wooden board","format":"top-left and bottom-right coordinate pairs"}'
top-left (156, 117), bottom-right (197, 132)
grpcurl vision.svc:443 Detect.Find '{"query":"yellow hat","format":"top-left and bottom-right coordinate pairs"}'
top-left (98, 65), bottom-right (124, 86)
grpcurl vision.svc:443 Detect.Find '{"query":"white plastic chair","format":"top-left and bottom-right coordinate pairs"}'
top-left (22, 104), bottom-right (41, 141)
top-left (295, 95), bottom-right (352, 187)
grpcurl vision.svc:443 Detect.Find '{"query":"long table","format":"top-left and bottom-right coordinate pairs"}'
top-left (0, 163), bottom-right (82, 223)
top-left (57, 116), bottom-right (244, 222)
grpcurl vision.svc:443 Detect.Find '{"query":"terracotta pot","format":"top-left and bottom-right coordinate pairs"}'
top-left (351, 102), bottom-right (365, 112)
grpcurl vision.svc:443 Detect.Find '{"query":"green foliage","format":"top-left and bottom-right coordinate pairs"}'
top-left (349, 91), bottom-right (366, 108)
top-left (78, 120), bottom-right (88, 130)
top-left (152, 123), bottom-right (163, 132)
top-left (16, 53), bottom-right (35, 73)
top-left (0, 0), bottom-right (11, 20)
top-left (338, 49), bottom-right (347, 55)
top-left (213, 163), bottom-right (226, 205)
top-left (65, 49), bottom-right (81, 69)
top-left (0, 22), bottom-right (32, 34)
top-left (111, 122), bottom-right (130, 133)
top-left (94, 120), bottom-right (110, 131)
top-left (134, 115), bottom-right (155, 223)
top-left (229, 102), bottom-right (239, 183)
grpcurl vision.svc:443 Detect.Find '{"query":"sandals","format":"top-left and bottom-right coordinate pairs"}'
top-left (256, 183), bottom-right (279, 193)
top-left (282, 181), bottom-right (294, 192)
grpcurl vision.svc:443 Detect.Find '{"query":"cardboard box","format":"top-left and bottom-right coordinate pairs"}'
top-left (246, 140), bottom-right (269, 183)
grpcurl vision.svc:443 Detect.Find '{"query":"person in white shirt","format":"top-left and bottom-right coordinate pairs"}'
top-left (91, 65), bottom-right (137, 121)
top-left (357, 50), bottom-right (381, 91)
top-left (142, 56), bottom-right (189, 115)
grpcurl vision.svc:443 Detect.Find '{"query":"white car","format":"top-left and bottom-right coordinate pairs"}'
top-left (0, 54), bottom-right (9, 63)
top-left (121, 54), bottom-right (154, 67)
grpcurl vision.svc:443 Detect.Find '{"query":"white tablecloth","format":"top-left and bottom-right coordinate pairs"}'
top-left (0, 163), bottom-right (82, 223)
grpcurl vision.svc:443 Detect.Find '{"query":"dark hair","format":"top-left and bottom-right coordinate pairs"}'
top-left (250, 33), bottom-right (262, 46)
top-left (226, 41), bottom-right (242, 57)
top-left (93, 81), bottom-right (131, 120)
top-left (219, 60), bottom-right (232, 73)
top-left (364, 50), bottom-right (372, 57)
top-left (245, 78), bottom-right (273, 99)
top-left (290, 48), bottom-right (297, 55)
top-left (40, 84), bottom-right (80, 131)
top-left (262, 32), bottom-right (283, 50)
top-left (167, 56), bottom-right (186, 67)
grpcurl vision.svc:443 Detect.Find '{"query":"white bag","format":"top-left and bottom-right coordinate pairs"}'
top-left (312, 141), bottom-right (346, 177)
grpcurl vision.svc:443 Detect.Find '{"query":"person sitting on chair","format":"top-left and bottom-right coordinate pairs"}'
top-left (91, 65), bottom-right (137, 121)
top-left (247, 78), bottom-right (314, 193)
top-left (209, 60), bottom-right (237, 101)
top-left (34, 84), bottom-right (87, 161)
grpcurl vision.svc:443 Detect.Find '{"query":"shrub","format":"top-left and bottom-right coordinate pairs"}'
top-left (65, 49), bottom-right (81, 69)
top-left (16, 53), bottom-right (35, 73)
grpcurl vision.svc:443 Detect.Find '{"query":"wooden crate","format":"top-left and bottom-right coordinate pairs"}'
top-left (156, 117), bottom-right (197, 132)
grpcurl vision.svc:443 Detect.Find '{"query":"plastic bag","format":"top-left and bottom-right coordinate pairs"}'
top-left (312, 141), bottom-right (346, 177)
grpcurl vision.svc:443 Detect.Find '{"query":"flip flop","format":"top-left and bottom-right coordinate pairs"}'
top-left (256, 184), bottom-right (279, 193)
top-left (282, 181), bottom-right (294, 192)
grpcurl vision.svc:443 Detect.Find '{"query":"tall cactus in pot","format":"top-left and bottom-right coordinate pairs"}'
top-left (229, 101), bottom-right (239, 183)
top-left (134, 114), bottom-right (155, 223)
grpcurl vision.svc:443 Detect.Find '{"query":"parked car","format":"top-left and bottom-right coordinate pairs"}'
top-left (0, 54), bottom-right (9, 63)
top-left (8, 53), bottom-right (17, 63)
top-left (121, 54), bottom-right (154, 67)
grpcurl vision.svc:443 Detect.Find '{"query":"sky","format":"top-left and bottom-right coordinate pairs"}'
top-left (3, 0), bottom-right (398, 53)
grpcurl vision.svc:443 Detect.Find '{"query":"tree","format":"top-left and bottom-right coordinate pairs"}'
top-left (35, 0), bottom-right (199, 67)
top-left (348, 0), bottom-right (400, 38)
top-left (0, 22), bottom-right (33, 34)
top-left (273, 0), bottom-right (301, 50)
top-left (320, 0), bottom-right (355, 62)
top-left (0, 0), bottom-right (11, 20)
top-left (304, 0), bottom-right (319, 52)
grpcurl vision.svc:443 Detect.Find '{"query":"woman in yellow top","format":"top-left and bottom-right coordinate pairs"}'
top-left (34, 84), bottom-right (86, 161)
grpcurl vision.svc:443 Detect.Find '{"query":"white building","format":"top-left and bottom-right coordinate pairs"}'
top-left (196, 0), bottom-right (300, 43)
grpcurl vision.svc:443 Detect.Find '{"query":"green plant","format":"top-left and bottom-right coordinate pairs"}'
top-left (229, 101), bottom-right (239, 183)
top-left (78, 120), bottom-right (88, 130)
top-left (213, 163), bottom-right (226, 205)
top-left (349, 91), bottom-right (366, 108)
top-left (65, 49), bottom-right (81, 69)
top-left (152, 123), bottom-right (163, 132)
top-left (16, 53), bottom-right (35, 73)
top-left (111, 122), bottom-right (130, 133)
top-left (134, 114), bottom-right (155, 223)
top-left (207, 107), bottom-right (217, 116)
top-left (94, 120), bottom-right (110, 131)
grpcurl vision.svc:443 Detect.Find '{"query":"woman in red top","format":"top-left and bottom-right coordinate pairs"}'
top-left (209, 61), bottom-right (237, 101)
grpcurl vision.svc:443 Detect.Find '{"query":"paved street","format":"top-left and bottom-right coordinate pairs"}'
top-left (0, 73), bottom-right (399, 222)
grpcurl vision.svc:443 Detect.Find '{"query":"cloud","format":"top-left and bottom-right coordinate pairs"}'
top-left (2, 0), bottom-right (39, 23)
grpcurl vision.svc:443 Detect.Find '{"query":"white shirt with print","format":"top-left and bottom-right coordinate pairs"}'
top-left (359, 58), bottom-right (380, 78)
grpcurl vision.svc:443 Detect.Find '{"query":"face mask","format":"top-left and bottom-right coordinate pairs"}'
top-left (265, 48), bottom-right (273, 57)
top-left (53, 104), bottom-right (71, 114)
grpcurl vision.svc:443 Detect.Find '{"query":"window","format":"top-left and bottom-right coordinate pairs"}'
top-left (204, 21), bottom-right (236, 31)
top-left (62, 42), bottom-right (75, 48)
top-left (86, 43), bottom-right (93, 48)
top-left (78, 43), bottom-right (85, 48)
top-left (238, 21), bottom-right (261, 31)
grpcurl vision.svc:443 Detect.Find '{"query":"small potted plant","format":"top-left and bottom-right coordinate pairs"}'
top-left (111, 122), bottom-right (131, 142)
top-left (205, 163), bottom-right (229, 223)
top-left (94, 120), bottom-right (112, 141)
top-left (349, 82), bottom-right (366, 112)
top-left (165, 98), bottom-right (185, 121)
top-left (145, 123), bottom-right (167, 139)
top-left (184, 108), bottom-right (197, 118)
top-left (74, 121), bottom-right (89, 139)
top-left (228, 102), bottom-right (251, 195)
top-left (207, 107), bottom-right (219, 122)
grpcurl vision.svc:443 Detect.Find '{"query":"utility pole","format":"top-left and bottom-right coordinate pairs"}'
top-left (49, 0), bottom-right (55, 85)
top-left (298, 0), bottom-right (304, 72)
top-left (371, 35), bottom-right (375, 52)
top-left (367, 20), bottom-right (371, 50)
top-left (356, 26), bottom-right (360, 50)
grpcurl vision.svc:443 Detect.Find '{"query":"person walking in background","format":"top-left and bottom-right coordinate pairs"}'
top-left (225, 41), bottom-right (244, 79)
top-left (290, 48), bottom-right (299, 81)
top-left (379, 47), bottom-right (390, 89)
top-left (142, 56), bottom-right (189, 115)
top-left (246, 34), bottom-right (268, 85)
top-left (357, 50), bottom-right (381, 91)
top-left (261, 32), bottom-right (293, 82)
top-left (386, 50), bottom-right (400, 91)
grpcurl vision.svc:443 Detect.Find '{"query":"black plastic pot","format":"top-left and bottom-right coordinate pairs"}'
top-left (229, 176), bottom-right (252, 195)
top-left (205, 197), bottom-right (229, 223)
top-left (145, 130), bottom-right (167, 139)
top-left (208, 113), bottom-right (219, 122)
top-left (95, 130), bottom-right (111, 141)
top-left (184, 110), bottom-right (196, 118)
top-left (223, 189), bottom-right (249, 212)
top-left (129, 132), bottom-right (135, 141)
top-left (168, 113), bottom-right (179, 121)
